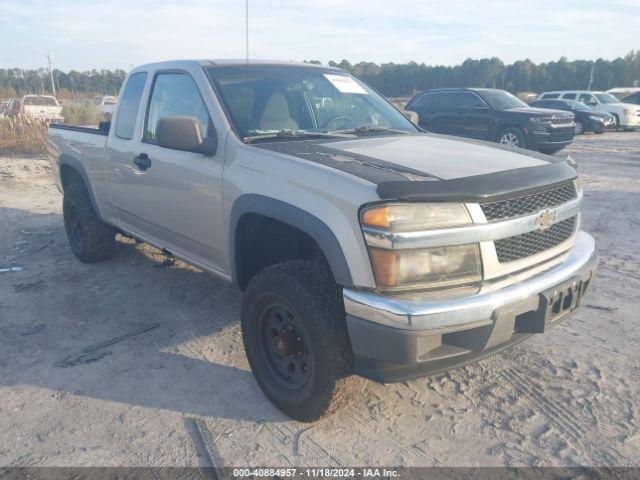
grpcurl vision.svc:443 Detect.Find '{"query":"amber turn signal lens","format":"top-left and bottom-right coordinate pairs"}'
top-left (369, 248), bottom-right (397, 287)
top-left (361, 206), bottom-right (390, 229)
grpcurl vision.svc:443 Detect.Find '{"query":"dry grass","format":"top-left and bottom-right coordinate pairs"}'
top-left (0, 115), bottom-right (47, 155)
top-left (61, 101), bottom-right (103, 127)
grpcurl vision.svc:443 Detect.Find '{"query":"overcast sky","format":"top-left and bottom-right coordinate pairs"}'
top-left (1, 0), bottom-right (638, 71)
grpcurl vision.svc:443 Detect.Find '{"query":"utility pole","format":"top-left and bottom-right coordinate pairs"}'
top-left (46, 54), bottom-right (56, 96)
top-left (587, 64), bottom-right (594, 91)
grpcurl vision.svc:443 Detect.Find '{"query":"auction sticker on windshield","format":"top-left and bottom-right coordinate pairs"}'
top-left (324, 74), bottom-right (368, 94)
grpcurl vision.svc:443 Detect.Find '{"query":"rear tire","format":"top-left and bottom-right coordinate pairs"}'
top-left (63, 182), bottom-right (116, 263)
top-left (497, 127), bottom-right (525, 149)
top-left (241, 260), bottom-right (365, 422)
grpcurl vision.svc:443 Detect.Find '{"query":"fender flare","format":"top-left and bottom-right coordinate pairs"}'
top-left (58, 154), bottom-right (104, 221)
top-left (229, 194), bottom-right (353, 289)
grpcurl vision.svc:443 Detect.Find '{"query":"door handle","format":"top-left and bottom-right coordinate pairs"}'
top-left (133, 153), bottom-right (152, 171)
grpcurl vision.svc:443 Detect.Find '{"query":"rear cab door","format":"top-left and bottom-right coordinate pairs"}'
top-left (430, 92), bottom-right (467, 135)
top-left (104, 63), bottom-right (230, 276)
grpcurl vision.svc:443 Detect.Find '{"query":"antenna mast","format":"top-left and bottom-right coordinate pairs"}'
top-left (245, 0), bottom-right (249, 64)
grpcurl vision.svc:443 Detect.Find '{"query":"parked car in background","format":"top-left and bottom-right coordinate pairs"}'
top-left (406, 88), bottom-right (575, 154)
top-left (16, 94), bottom-right (64, 123)
top-left (99, 95), bottom-right (118, 116)
top-left (539, 90), bottom-right (640, 131)
top-left (0, 99), bottom-right (11, 119)
top-left (529, 98), bottom-right (615, 134)
top-left (620, 91), bottom-right (640, 106)
top-left (607, 87), bottom-right (640, 101)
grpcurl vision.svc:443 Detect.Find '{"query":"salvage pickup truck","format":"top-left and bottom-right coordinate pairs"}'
top-left (48, 60), bottom-right (598, 421)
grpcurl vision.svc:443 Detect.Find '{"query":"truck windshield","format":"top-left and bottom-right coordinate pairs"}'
top-left (477, 90), bottom-right (528, 110)
top-left (205, 65), bottom-right (417, 140)
top-left (595, 93), bottom-right (619, 104)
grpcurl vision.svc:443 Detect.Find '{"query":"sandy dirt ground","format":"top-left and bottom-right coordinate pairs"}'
top-left (0, 132), bottom-right (639, 468)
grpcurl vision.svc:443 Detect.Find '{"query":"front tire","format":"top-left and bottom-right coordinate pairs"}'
top-left (574, 121), bottom-right (585, 135)
top-left (63, 182), bottom-right (116, 262)
top-left (241, 260), bottom-right (365, 421)
top-left (613, 114), bottom-right (620, 131)
top-left (497, 127), bottom-right (525, 149)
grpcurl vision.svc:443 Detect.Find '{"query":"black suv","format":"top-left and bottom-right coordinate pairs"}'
top-left (406, 88), bottom-right (575, 154)
top-left (530, 98), bottom-right (615, 134)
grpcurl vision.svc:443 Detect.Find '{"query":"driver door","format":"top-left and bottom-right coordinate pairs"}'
top-left (105, 70), bottom-right (227, 272)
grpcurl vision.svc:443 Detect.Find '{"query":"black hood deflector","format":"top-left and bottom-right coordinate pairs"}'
top-left (377, 160), bottom-right (577, 202)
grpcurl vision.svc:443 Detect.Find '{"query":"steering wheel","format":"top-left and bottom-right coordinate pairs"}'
top-left (320, 115), bottom-right (355, 130)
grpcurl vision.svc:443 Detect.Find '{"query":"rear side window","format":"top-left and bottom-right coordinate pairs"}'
top-left (115, 72), bottom-right (147, 140)
top-left (438, 93), bottom-right (463, 108)
top-left (541, 93), bottom-right (560, 99)
top-left (412, 93), bottom-right (436, 108)
top-left (144, 72), bottom-right (212, 141)
top-left (562, 93), bottom-right (576, 99)
top-left (438, 92), bottom-right (485, 109)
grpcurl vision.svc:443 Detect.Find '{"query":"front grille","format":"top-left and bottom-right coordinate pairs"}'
top-left (551, 116), bottom-right (573, 125)
top-left (495, 216), bottom-right (577, 263)
top-left (481, 183), bottom-right (577, 221)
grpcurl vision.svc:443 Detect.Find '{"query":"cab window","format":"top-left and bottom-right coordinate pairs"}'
top-left (115, 72), bottom-right (147, 140)
top-left (144, 72), bottom-right (212, 142)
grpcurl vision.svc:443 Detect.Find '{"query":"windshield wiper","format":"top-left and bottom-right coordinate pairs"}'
top-left (331, 125), bottom-right (410, 135)
top-left (244, 130), bottom-right (355, 143)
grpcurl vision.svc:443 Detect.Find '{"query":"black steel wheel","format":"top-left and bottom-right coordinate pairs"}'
top-left (258, 301), bottom-right (313, 390)
top-left (241, 260), bottom-right (366, 421)
top-left (63, 181), bottom-right (116, 262)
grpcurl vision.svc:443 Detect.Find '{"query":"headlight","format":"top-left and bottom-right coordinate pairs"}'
top-left (369, 245), bottom-right (482, 289)
top-left (362, 203), bottom-right (471, 231)
top-left (361, 203), bottom-right (482, 290)
top-left (588, 115), bottom-right (603, 122)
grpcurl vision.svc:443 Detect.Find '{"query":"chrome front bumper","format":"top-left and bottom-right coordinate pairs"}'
top-left (343, 232), bottom-right (598, 382)
top-left (345, 231), bottom-right (596, 331)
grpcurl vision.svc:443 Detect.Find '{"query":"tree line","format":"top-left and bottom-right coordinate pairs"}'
top-left (1, 50), bottom-right (639, 99)
top-left (323, 50), bottom-right (640, 97)
top-left (0, 68), bottom-right (126, 99)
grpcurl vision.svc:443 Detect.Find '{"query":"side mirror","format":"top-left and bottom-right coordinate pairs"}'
top-left (156, 116), bottom-right (217, 155)
top-left (404, 110), bottom-right (420, 126)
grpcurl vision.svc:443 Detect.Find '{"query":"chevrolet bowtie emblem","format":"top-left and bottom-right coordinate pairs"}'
top-left (535, 210), bottom-right (557, 231)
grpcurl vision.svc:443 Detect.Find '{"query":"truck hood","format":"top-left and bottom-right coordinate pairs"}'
top-left (319, 134), bottom-right (549, 180)
top-left (255, 133), bottom-right (577, 201)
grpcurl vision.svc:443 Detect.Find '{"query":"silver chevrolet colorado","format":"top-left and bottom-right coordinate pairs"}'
top-left (48, 60), bottom-right (598, 421)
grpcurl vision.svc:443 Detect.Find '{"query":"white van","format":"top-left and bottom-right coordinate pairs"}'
top-left (538, 90), bottom-right (639, 130)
